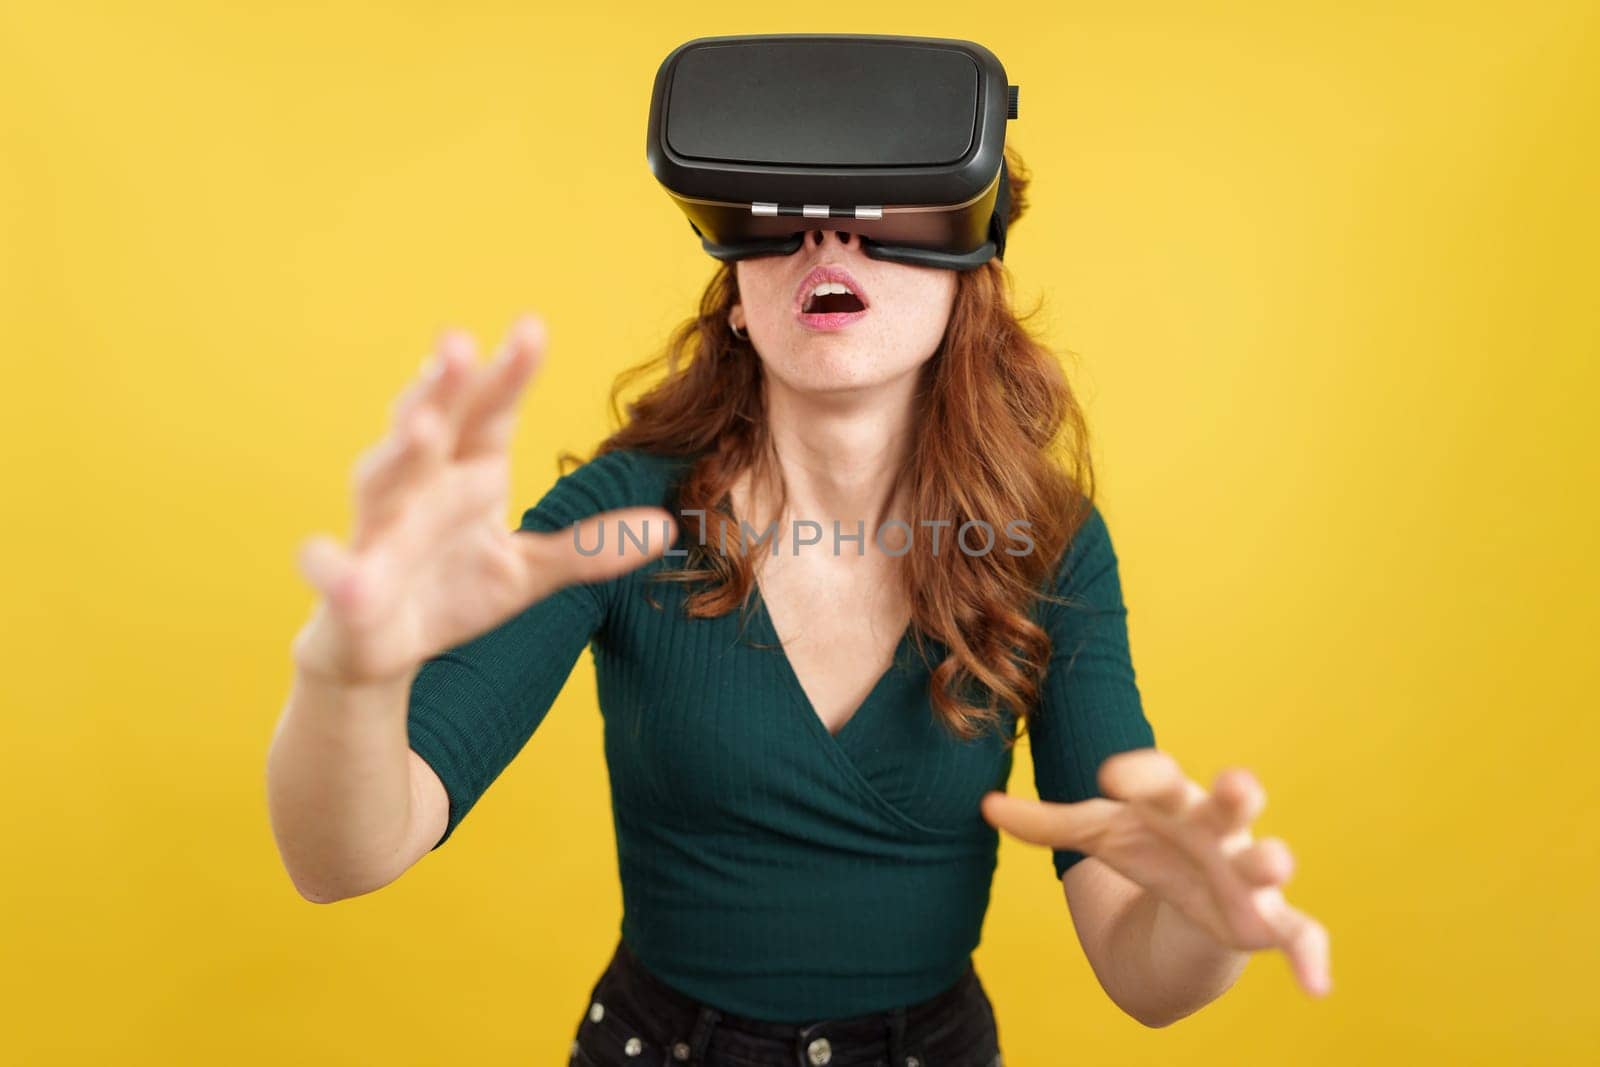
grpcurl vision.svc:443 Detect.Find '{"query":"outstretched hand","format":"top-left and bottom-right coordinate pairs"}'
top-left (980, 749), bottom-right (1331, 997)
top-left (293, 314), bottom-right (677, 687)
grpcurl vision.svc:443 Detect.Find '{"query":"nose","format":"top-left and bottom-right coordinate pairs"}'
top-left (804, 228), bottom-right (857, 250)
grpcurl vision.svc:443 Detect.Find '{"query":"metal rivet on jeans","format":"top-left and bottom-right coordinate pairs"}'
top-left (588, 1001), bottom-right (605, 1023)
top-left (624, 1037), bottom-right (643, 1056)
top-left (672, 1042), bottom-right (691, 1061)
top-left (807, 1037), bottom-right (832, 1065)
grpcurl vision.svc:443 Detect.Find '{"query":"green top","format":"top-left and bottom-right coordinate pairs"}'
top-left (406, 448), bottom-right (1156, 1021)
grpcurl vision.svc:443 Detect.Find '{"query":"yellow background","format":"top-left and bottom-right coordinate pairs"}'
top-left (2, 1), bottom-right (1596, 1063)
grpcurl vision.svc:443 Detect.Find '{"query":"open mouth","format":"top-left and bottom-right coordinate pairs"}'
top-left (801, 285), bottom-right (867, 315)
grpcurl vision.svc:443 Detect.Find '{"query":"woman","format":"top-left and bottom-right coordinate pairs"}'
top-left (267, 145), bottom-right (1330, 1066)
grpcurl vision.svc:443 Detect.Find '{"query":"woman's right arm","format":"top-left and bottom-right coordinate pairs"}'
top-left (265, 316), bottom-right (672, 903)
top-left (266, 662), bottom-right (441, 903)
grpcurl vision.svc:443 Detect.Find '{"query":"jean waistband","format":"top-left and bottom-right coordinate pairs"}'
top-left (608, 938), bottom-right (978, 1041)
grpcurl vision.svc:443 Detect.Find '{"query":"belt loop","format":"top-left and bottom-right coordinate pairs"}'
top-left (887, 1005), bottom-right (908, 1065)
top-left (686, 1004), bottom-right (722, 1065)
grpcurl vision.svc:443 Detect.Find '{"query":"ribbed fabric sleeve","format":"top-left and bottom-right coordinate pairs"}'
top-left (1027, 503), bottom-right (1158, 879)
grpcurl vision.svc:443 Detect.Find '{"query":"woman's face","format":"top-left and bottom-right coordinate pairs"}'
top-left (732, 229), bottom-right (958, 395)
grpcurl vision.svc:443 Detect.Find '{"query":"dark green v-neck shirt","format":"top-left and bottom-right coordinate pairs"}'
top-left (405, 448), bottom-right (1155, 1021)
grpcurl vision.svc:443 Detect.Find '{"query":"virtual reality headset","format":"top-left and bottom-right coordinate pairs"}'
top-left (646, 33), bottom-right (1019, 272)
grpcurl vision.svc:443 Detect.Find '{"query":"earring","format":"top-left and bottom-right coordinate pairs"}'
top-left (730, 320), bottom-right (748, 340)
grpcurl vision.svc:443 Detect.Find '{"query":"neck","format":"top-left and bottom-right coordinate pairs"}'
top-left (753, 372), bottom-right (921, 534)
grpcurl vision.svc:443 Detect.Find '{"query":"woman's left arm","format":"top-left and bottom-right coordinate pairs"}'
top-left (999, 505), bottom-right (1330, 1019)
top-left (984, 752), bottom-right (1333, 1023)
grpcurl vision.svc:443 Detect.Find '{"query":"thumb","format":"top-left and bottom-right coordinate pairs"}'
top-left (297, 533), bottom-right (356, 604)
top-left (514, 506), bottom-right (679, 599)
top-left (979, 791), bottom-right (1119, 852)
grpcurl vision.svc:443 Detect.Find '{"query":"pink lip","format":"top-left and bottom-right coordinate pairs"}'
top-left (793, 264), bottom-right (871, 331)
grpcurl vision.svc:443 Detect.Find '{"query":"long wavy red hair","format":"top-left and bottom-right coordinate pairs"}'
top-left (571, 144), bottom-right (1096, 745)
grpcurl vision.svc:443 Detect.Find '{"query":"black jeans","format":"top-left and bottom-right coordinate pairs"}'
top-left (568, 940), bottom-right (1004, 1067)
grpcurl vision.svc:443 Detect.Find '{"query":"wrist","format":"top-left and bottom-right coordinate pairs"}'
top-left (290, 634), bottom-right (421, 694)
top-left (292, 658), bottom-right (420, 692)
top-left (290, 613), bottom-right (421, 691)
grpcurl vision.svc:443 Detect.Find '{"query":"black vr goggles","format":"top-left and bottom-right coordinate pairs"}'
top-left (646, 34), bottom-right (1019, 272)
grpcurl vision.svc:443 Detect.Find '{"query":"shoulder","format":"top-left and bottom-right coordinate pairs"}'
top-left (518, 447), bottom-right (697, 533)
top-left (1038, 498), bottom-right (1125, 617)
top-left (1051, 499), bottom-right (1116, 588)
